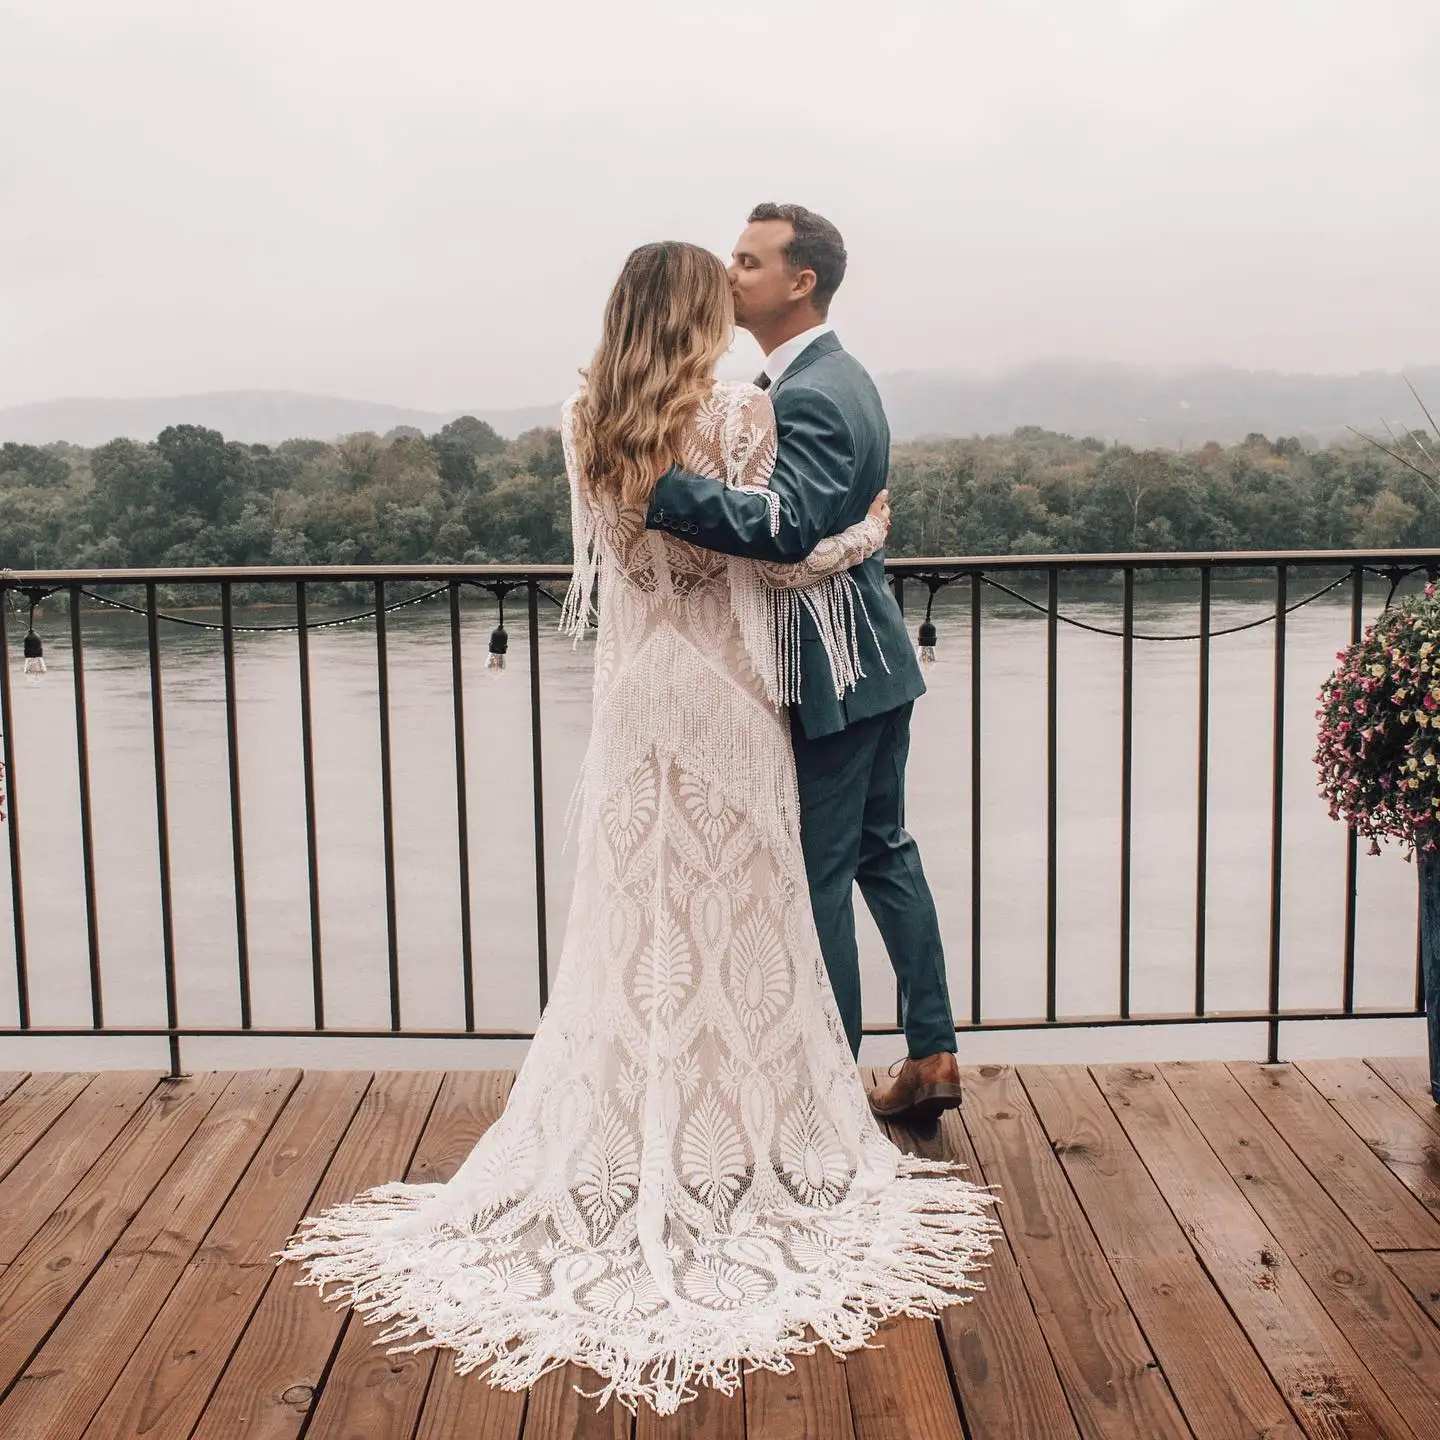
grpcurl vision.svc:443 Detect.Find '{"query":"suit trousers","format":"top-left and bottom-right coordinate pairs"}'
top-left (790, 701), bottom-right (957, 1060)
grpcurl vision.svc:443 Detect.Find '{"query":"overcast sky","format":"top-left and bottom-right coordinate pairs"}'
top-left (1, 0), bottom-right (1436, 410)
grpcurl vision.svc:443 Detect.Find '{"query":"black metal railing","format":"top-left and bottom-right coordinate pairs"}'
top-left (1, 550), bottom-right (1435, 1074)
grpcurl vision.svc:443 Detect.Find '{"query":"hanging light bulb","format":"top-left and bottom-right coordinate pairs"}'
top-left (22, 625), bottom-right (46, 683)
top-left (917, 618), bottom-right (937, 666)
top-left (486, 622), bottom-right (508, 674)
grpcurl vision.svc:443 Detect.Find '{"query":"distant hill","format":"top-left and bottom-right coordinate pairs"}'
top-left (0, 391), bottom-right (560, 447)
top-left (876, 360), bottom-right (1440, 449)
top-left (2, 361), bottom-right (1437, 449)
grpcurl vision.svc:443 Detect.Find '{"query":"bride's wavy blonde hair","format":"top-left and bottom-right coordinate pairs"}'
top-left (572, 242), bottom-right (733, 508)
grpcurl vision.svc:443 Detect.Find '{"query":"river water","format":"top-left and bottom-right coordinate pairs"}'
top-left (0, 577), bottom-right (1423, 1070)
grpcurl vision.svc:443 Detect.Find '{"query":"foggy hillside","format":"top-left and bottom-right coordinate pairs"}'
top-left (1, 361), bottom-right (1436, 449)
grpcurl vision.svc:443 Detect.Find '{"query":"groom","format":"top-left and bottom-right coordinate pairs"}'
top-left (647, 203), bottom-right (962, 1124)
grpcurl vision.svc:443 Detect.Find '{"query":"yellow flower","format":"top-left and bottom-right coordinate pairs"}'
top-left (1420, 714), bottom-right (1432, 729)
top-left (1370, 664), bottom-right (1386, 677)
top-left (1427, 752), bottom-right (1437, 767)
top-left (1423, 642), bottom-right (1435, 657)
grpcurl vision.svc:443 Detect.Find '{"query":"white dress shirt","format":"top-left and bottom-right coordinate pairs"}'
top-left (761, 322), bottom-right (834, 388)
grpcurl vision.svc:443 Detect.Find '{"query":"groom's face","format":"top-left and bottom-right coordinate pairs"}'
top-left (729, 219), bottom-right (811, 333)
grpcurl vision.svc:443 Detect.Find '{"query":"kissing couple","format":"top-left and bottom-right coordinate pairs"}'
top-left (283, 203), bottom-right (996, 1415)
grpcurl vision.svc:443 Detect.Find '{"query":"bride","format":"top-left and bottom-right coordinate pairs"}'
top-left (282, 241), bottom-right (997, 1415)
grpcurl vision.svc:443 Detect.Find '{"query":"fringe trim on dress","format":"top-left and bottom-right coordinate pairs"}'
top-left (279, 1153), bottom-right (999, 1416)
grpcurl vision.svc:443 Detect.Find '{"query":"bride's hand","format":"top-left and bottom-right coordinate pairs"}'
top-left (867, 488), bottom-right (891, 535)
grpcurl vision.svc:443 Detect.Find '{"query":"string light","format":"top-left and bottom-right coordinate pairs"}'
top-left (19, 590), bottom-right (50, 684)
top-left (487, 587), bottom-right (511, 675)
top-left (917, 618), bottom-right (937, 666)
top-left (917, 576), bottom-right (945, 666)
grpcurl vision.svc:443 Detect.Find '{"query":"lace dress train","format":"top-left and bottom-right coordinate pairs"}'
top-left (280, 381), bottom-right (998, 1414)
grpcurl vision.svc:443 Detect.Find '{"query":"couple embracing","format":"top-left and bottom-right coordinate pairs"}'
top-left (283, 204), bottom-right (996, 1415)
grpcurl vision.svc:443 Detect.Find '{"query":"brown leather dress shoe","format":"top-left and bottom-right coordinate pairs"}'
top-left (867, 1052), bottom-right (964, 1125)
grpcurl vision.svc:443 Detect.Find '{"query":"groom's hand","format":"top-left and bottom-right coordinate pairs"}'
top-left (867, 488), bottom-right (891, 536)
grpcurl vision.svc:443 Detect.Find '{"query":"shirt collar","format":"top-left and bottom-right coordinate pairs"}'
top-left (762, 322), bottom-right (834, 387)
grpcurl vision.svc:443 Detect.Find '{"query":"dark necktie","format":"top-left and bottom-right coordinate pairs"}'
top-left (754, 371), bottom-right (771, 391)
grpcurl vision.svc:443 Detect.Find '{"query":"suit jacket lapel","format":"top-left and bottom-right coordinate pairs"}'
top-left (773, 332), bottom-right (842, 391)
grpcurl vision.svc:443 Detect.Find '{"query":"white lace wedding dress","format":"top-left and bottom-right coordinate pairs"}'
top-left (281, 380), bottom-right (998, 1414)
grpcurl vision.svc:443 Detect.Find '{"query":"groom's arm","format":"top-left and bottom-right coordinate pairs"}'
top-left (646, 385), bottom-right (855, 564)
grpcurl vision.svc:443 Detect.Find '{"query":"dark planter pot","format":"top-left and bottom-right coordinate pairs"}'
top-left (1421, 848), bottom-right (1440, 1104)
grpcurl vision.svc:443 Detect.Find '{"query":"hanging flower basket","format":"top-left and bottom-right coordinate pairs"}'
top-left (1316, 581), bottom-right (1440, 1102)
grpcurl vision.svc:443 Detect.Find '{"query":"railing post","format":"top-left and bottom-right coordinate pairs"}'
top-left (450, 581), bottom-right (476, 1032)
top-left (0, 590), bottom-right (29, 1028)
top-left (1046, 567), bottom-right (1059, 1024)
top-left (970, 569), bottom-right (983, 1025)
top-left (1194, 566), bottom-right (1212, 1016)
top-left (1266, 564), bottom-right (1288, 1063)
top-left (221, 581), bottom-right (252, 1029)
top-left (296, 581), bottom-right (325, 1029)
top-left (70, 586), bottom-right (103, 1028)
top-left (1119, 567), bottom-right (1134, 1020)
top-left (528, 579), bottom-right (550, 1012)
top-left (146, 582), bottom-right (182, 1076)
top-left (375, 579), bottom-right (401, 1031)
top-left (1342, 565), bottom-right (1363, 1014)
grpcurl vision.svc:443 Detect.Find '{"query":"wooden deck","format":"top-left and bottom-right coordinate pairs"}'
top-left (0, 1060), bottom-right (1436, 1439)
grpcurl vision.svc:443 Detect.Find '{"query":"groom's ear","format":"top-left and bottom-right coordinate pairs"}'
top-left (788, 266), bottom-right (819, 306)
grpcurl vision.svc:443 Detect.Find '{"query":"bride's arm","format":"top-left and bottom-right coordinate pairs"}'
top-left (650, 383), bottom-right (853, 563)
top-left (713, 385), bottom-right (890, 589)
top-left (754, 498), bottom-right (889, 589)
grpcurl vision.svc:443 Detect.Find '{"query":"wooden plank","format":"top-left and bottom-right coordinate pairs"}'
top-left (0, 1071), bottom-right (160, 1263)
top-left (958, 1065), bottom-right (1189, 1439)
top-left (0, 1071), bottom-right (229, 1398)
top-left (1163, 1060), bottom-right (1440, 1432)
top-left (417, 1357), bottom-right (530, 1440)
top-left (189, 1070), bottom-right (444, 1440)
top-left (80, 1070), bottom-right (371, 1440)
top-left (1021, 1065), bottom-right (1301, 1440)
top-left (1381, 1252), bottom-right (1440, 1330)
top-left (1096, 1063), bottom-right (1417, 1438)
top-left (923, 1107), bottom-right (1078, 1440)
top-left (1095, 1063), bottom-right (1418, 1439)
top-left (1235, 1062), bottom-right (1440, 1249)
top-left (304, 1070), bottom-right (514, 1440)
top-left (851, 1070), bottom-right (992, 1440)
top-left (523, 1366), bottom-right (632, 1439)
top-left (1367, 1056), bottom-right (1440, 1122)
top-left (634, 1382), bottom-right (743, 1440)
top-left (1297, 1059), bottom-right (1440, 1222)
top-left (0, 1073), bottom-right (92, 1183)
top-left (400, 1071), bottom-right (529, 1440)
top-left (846, 1316), bottom-right (961, 1440)
top-left (0, 1072), bottom-right (29, 1108)
top-left (744, 1352), bottom-right (853, 1440)
top-left (0, 1069), bottom-right (300, 1440)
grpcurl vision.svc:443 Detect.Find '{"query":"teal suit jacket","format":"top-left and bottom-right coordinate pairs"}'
top-left (646, 333), bottom-right (924, 740)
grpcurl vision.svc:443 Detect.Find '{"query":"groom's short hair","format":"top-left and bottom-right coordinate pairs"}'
top-left (749, 203), bottom-right (847, 312)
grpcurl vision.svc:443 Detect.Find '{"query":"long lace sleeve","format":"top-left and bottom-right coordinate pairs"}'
top-left (754, 515), bottom-right (886, 589)
top-left (714, 385), bottom-right (887, 587)
top-left (716, 383), bottom-right (885, 708)
top-left (559, 393), bottom-right (599, 636)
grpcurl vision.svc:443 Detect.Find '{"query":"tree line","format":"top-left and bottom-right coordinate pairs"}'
top-left (0, 416), bottom-right (1434, 573)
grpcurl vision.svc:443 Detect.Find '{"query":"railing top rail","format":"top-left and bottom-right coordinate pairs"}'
top-left (3, 548), bottom-right (1439, 587)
